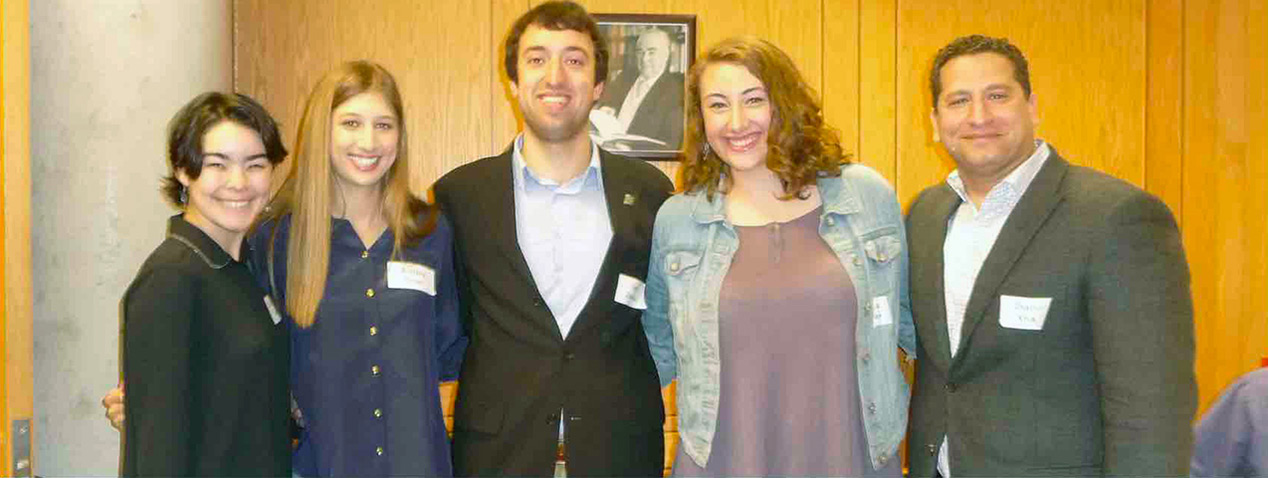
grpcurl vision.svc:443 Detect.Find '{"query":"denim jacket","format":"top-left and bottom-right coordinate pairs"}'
top-left (642, 163), bottom-right (916, 470)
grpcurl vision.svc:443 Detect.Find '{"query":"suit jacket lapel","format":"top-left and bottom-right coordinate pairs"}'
top-left (918, 186), bottom-right (962, 372)
top-left (485, 148), bottom-right (556, 327)
top-left (953, 154), bottom-right (1070, 364)
top-left (567, 150), bottom-right (634, 340)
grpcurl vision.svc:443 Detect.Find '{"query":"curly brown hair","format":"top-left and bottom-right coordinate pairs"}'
top-left (679, 36), bottom-right (850, 200)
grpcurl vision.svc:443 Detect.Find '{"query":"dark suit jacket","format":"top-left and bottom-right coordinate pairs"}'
top-left (434, 146), bottom-right (673, 477)
top-left (598, 71), bottom-right (685, 149)
top-left (904, 150), bottom-right (1197, 477)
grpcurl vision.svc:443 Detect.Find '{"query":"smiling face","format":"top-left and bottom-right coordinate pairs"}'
top-left (329, 91), bottom-right (399, 193)
top-left (699, 62), bottom-right (772, 176)
top-left (635, 29), bottom-right (671, 80)
top-left (178, 120), bottom-right (273, 252)
top-left (511, 25), bottom-right (605, 144)
top-left (932, 52), bottom-right (1039, 185)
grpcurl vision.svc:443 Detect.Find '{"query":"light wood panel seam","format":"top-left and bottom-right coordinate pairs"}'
top-left (891, 0), bottom-right (898, 184)
top-left (1176, 0), bottom-right (1185, 222)
top-left (854, 0), bottom-right (862, 169)
top-left (232, 0), bottom-right (239, 93)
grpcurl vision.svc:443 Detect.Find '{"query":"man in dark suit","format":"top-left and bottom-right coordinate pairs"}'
top-left (595, 27), bottom-right (684, 151)
top-left (905, 34), bottom-right (1197, 477)
top-left (433, 2), bottom-right (672, 476)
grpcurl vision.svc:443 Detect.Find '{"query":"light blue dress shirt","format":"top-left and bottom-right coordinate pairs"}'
top-left (511, 135), bottom-right (613, 340)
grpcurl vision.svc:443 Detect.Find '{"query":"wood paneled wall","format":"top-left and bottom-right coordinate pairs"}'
top-left (235, 0), bottom-right (1266, 467)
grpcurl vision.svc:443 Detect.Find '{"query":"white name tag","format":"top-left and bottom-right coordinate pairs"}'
top-left (387, 261), bottom-right (436, 296)
top-left (263, 295), bottom-right (282, 325)
top-left (872, 296), bottom-right (893, 327)
top-left (615, 273), bottom-right (647, 310)
top-left (999, 295), bottom-right (1051, 330)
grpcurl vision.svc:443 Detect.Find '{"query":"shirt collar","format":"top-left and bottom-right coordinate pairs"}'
top-left (512, 133), bottom-right (603, 194)
top-left (166, 213), bottom-right (239, 269)
top-left (635, 70), bottom-right (664, 89)
top-left (946, 140), bottom-right (1050, 210)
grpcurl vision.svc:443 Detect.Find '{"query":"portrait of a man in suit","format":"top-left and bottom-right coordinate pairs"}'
top-left (593, 24), bottom-right (688, 154)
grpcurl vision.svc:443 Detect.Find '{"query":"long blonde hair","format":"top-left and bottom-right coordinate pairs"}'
top-left (264, 60), bottom-right (437, 328)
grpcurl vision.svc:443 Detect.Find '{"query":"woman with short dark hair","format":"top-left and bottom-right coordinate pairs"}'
top-left (122, 92), bottom-right (290, 476)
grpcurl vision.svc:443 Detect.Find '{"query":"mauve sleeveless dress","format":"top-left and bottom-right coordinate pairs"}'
top-left (672, 207), bottom-right (901, 478)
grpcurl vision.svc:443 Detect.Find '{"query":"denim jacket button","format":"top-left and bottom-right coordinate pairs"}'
top-left (826, 217), bottom-right (835, 226)
top-left (860, 353), bottom-right (871, 365)
top-left (670, 262), bottom-right (680, 272)
top-left (853, 256), bottom-right (862, 267)
top-left (867, 403), bottom-right (876, 414)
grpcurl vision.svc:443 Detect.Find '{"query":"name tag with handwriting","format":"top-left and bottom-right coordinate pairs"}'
top-left (387, 261), bottom-right (436, 296)
top-left (999, 295), bottom-right (1051, 331)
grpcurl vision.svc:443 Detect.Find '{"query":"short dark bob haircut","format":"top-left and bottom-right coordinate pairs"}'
top-left (161, 92), bottom-right (288, 207)
top-left (503, 0), bottom-right (609, 86)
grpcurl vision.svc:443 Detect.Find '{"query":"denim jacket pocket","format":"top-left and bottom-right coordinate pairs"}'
top-left (664, 250), bottom-right (704, 278)
top-left (858, 229), bottom-right (902, 296)
top-left (863, 233), bottom-right (902, 264)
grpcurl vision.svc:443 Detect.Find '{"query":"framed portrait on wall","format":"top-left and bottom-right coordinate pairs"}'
top-left (591, 13), bottom-right (696, 160)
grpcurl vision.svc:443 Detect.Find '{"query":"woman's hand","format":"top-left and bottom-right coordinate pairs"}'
top-left (101, 383), bottom-right (125, 431)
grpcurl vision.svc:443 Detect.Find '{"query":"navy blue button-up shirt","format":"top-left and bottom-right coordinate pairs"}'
top-left (252, 214), bottom-right (466, 477)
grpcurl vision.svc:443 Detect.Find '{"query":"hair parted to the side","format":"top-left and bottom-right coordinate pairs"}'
top-left (679, 36), bottom-right (850, 200)
top-left (163, 92), bottom-right (287, 207)
top-left (262, 60), bottom-right (437, 328)
top-left (503, 0), bottom-right (609, 85)
top-left (930, 34), bottom-right (1031, 109)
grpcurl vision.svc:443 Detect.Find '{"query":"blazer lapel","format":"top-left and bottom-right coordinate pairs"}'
top-left (917, 186), bottom-right (962, 372)
top-left (484, 148), bottom-right (553, 321)
top-left (567, 150), bottom-right (634, 340)
top-left (953, 154), bottom-right (1070, 364)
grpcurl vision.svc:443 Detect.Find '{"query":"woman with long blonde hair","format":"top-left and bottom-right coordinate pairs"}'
top-left (258, 60), bottom-right (466, 477)
top-left (105, 61), bottom-right (466, 477)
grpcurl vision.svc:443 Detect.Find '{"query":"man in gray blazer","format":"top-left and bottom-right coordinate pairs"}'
top-left (905, 34), bottom-right (1197, 477)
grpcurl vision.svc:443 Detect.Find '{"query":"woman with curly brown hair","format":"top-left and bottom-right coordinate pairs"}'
top-left (643, 36), bottom-right (915, 477)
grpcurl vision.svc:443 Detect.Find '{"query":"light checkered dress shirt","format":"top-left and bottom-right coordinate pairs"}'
top-left (938, 141), bottom-right (1050, 477)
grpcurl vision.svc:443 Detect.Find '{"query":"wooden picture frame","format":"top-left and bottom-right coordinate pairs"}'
top-left (591, 13), bottom-right (697, 160)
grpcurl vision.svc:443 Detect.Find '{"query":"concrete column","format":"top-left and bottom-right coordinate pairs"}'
top-left (30, 1), bottom-right (231, 474)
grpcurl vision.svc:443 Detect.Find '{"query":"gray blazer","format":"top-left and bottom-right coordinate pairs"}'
top-left (904, 149), bottom-right (1197, 477)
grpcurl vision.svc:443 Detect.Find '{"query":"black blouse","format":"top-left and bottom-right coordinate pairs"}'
top-left (121, 215), bottom-right (290, 476)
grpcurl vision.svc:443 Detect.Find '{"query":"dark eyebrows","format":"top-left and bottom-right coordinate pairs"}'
top-left (703, 86), bottom-right (766, 101)
top-left (522, 44), bottom-right (591, 59)
top-left (939, 89), bottom-right (971, 102)
top-left (203, 152), bottom-right (268, 162)
top-left (563, 46), bottom-right (591, 59)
